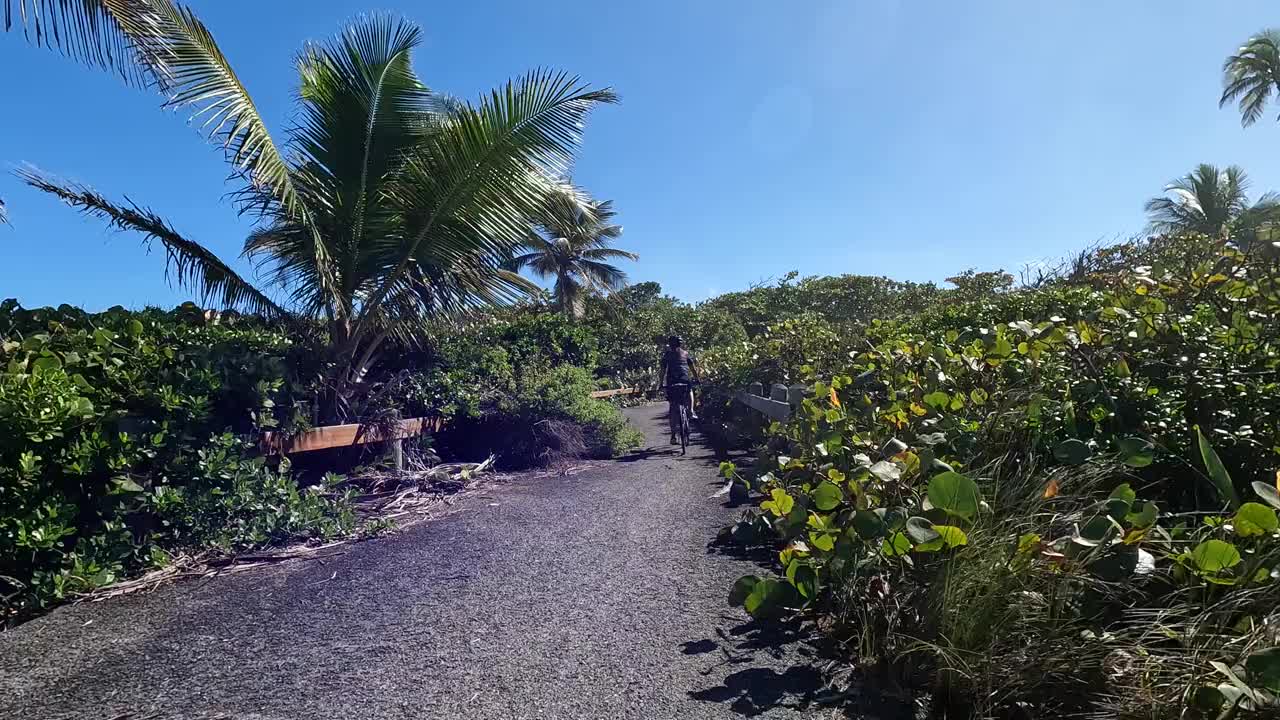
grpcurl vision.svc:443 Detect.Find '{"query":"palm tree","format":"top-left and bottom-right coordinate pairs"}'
top-left (508, 186), bottom-right (637, 318)
top-left (1222, 29), bottom-right (1280, 127)
top-left (15, 6), bottom-right (616, 417)
top-left (1144, 164), bottom-right (1280, 247)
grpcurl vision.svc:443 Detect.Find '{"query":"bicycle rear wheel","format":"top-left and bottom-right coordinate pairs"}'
top-left (679, 403), bottom-right (690, 454)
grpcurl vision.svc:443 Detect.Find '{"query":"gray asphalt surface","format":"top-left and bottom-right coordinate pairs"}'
top-left (1, 406), bottom-right (828, 720)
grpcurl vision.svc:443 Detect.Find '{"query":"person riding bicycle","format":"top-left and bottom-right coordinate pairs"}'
top-left (656, 335), bottom-right (700, 445)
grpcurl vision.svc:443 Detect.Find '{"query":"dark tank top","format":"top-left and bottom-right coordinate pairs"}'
top-left (664, 347), bottom-right (693, 384)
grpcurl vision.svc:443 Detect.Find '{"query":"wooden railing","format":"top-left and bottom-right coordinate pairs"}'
top-left (260, 417), bottom-right (444, 456)
top-left (257, 387), bottom-right (638, 466)
top-left (736, 382), bottom-right (807, 421)
top-left (589, 387), bottom-right (639, 399)
top-left (735, 372), bottom-right (878, 421)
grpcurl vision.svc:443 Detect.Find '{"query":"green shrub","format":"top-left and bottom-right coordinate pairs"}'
top-left (0, 301), bottom-right (352, 623)
top-left (438, 364), bottom-right (642, 468)
top-left (404, 310), bottom-right (641, 467)
top-left (714, 241), bottom-right (1280, 717)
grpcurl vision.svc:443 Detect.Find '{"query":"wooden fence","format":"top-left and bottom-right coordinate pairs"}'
top-left (257, 387), bottom-right (639, 465)
top-left (736, 382), bottom-right (807, 421)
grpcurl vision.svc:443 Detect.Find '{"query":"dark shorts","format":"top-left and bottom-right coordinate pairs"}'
top-left (666, 382), bottom-right (692, 403)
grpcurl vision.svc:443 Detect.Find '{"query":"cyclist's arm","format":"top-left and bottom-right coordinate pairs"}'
top-left (690, 355), bottom-right (701, 381)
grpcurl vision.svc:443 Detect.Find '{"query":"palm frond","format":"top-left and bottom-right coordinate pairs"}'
top-left (18, 168), bottom-right (284, 317)
top-left (100, 0), bottom-right (343, 313)
top-left (579, 246), bottom-right (638, 262)
top-left (576, 258), bottom-right (629, 290)
top-left (4, 0), bottom-right (153, 84)
top-left (0, 196), bottom-right (7, 226)
top-left (1221, 30), bottom-right (1280, 127)
top-left (243, 222), bottom-right (333, 317)
top-left (107, 2), bottom-right (301, 218)
top-left (354, 69), bottom-right (617, 342)
top-left (292, 14), bottom-right (428, 254)
top-left (1145, 164), bottom-right (1253, 239)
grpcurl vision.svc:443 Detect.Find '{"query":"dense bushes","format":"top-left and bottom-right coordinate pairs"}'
top-left (1, 301), bottom-right (646, 622)
top-left (404, 310), bottom-right (640, 468)
top-left (712, 239), bottom-right (1280, 717)
top-left (0, 302), bottom-right (353, 622)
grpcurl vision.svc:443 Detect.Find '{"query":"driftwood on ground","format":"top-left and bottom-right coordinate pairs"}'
top-left (82, 457), bottom-right (498, 602)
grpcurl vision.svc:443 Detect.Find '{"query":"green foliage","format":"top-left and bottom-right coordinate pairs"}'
top-left (0, 301), bottom-right (353, 622)
top-left (709, 239), bottom-right (1280, 717)
top-left (407, 310), bottom-right (639, 468)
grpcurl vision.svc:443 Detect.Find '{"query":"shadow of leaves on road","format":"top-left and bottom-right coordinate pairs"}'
top-left (616, 445), bottom-right (681, 462)
top-left (686, 617), bottom-right (824, 716)
top-left (704, 528), bottom-right (777, 565)
top-left (681, 638), bottom-right (718, 655)
top-left (690, 665), bottom-right (823, 716)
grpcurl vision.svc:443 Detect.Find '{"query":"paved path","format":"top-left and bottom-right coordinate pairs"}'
top-left (1, 407), bottom-right (828, 720)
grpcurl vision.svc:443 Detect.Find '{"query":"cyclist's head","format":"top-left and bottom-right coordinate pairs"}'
top-left (667, 335), bottom-right (683, 348)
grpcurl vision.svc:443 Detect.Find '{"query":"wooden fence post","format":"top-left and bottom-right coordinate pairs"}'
top-left (788, 385), bottom-right (807, 406)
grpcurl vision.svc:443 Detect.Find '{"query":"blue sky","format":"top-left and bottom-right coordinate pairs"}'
top-left (2, 1), bottom-right (1279, 309)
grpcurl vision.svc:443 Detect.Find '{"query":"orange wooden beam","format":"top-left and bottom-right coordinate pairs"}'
top-left (260, 416), bottom-right (444, 456)
top-left (589, 387), bottom-right (638, 399)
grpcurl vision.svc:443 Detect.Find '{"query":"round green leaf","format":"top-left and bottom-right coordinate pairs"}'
top-left (743, 579), bottom-right (796, 619)
top-left (728, 575), bottom-right (760, 606)
top-left (809, 532), bottom-right (835, 552)
top-left (30, 355), bottom-right (63, 374)
top-left (811, 481), bottom-right (844, 511)
top-left (905, 516), bottom-right (940, 545)
top-left (1053, 439), bottom-right (1091, 465)
top-left (852, 510), bottom-right (885, 540)
top-left (1126, 502), bottom-right (1158, 529)
top-left (1233, 502), bottom-right (1278, 538)
top-left (933, 525), bottom-right (968, 548)
top-left (926, 471), bottom-right (981, 521)
top-left (1078, 514), bottom-right (1120, 543)
top-left (1191, 539), bottom-right (1242, 573)
top-left (788, 563), bottom-right (819, 599)
top-left (881, 532), bottom-right (911, 558)
top-left (923, 391), bottom-right (950, 410)
top-left (1115, 436), bottom-right (1154, 467)
top-left (1109, 483), bottom-right (1137, 506)
top-left (1191, 685), bottom-right (1227, 712)
top-left (869, 461), bottom-right (901, 483)
top-left (760, 488), bottom-right (795, 517)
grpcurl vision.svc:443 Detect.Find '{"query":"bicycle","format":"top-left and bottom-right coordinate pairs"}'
top-left (668, 381), bottom-right (697, 454)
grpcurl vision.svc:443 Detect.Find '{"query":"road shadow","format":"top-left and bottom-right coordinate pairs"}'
top-left (686, 617), bottom-right (824, 716)
top-left (704, 525), bottom-right (777, 565)
top-left (617, 445), bottom-right (681, 462)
